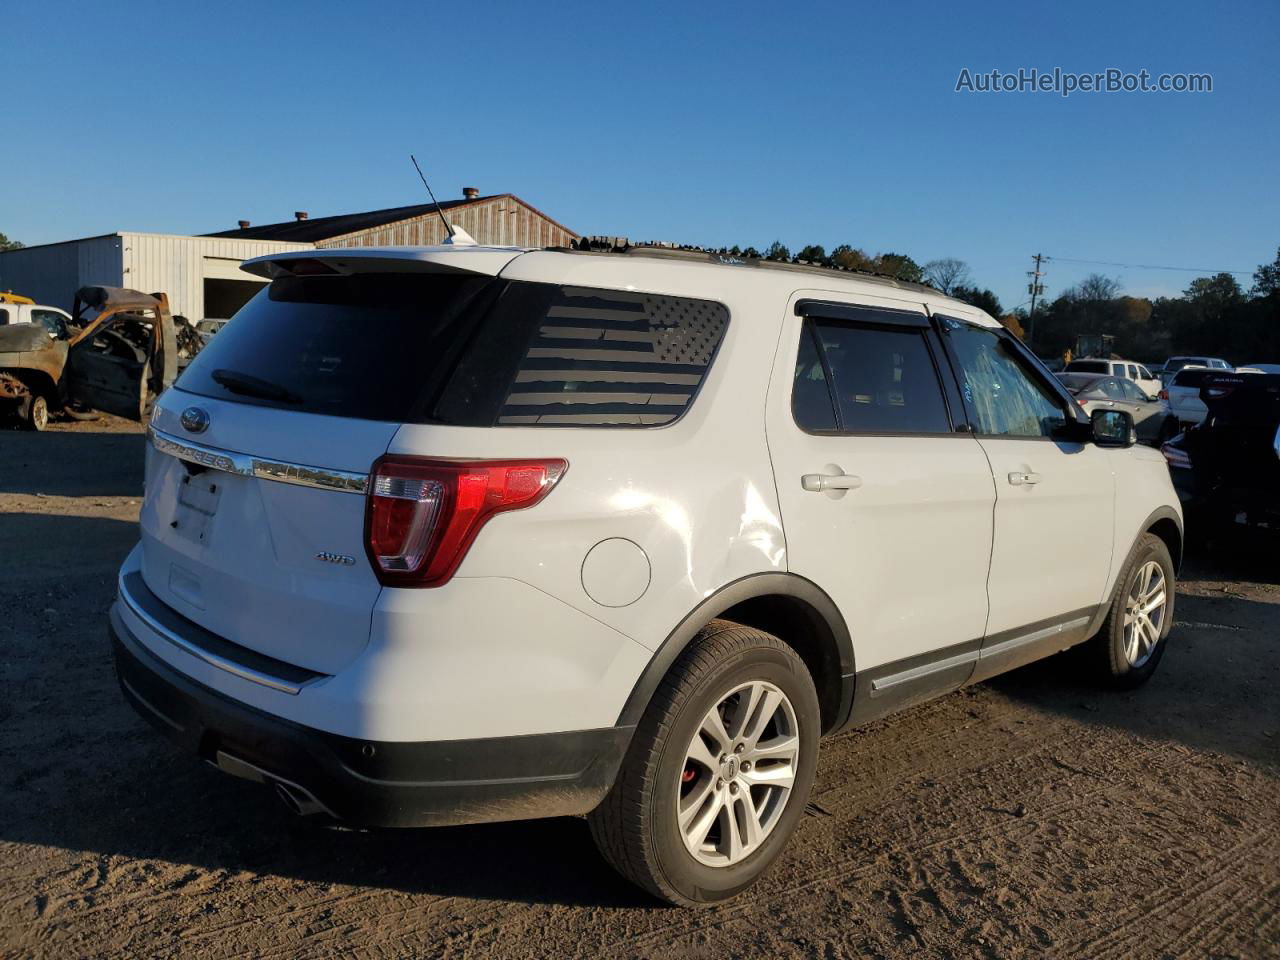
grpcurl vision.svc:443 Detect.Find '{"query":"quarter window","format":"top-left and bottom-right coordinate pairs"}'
top-left (940, 319), bottom-right (1068, 438)
top-left (792, 315), bottom-right (951, 434)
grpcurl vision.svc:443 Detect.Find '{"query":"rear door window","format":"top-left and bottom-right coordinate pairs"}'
top-left (1100, 378), bottom-right (1126, 400)
top-left (791, 312), bottom-right (952, 434)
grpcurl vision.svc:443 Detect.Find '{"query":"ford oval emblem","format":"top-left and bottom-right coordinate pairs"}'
top-left (180, 406), bottom-right (210, 434)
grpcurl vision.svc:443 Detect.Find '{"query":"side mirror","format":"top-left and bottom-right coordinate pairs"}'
top-left (1091, 408), bottom-right (1136, 447)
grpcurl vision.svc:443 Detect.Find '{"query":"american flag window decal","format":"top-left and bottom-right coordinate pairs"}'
top-left (495, 286), bottom-right (729, 426)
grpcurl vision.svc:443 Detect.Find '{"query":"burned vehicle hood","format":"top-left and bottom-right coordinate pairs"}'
top-left (0, 324), bottom-right (68, 379)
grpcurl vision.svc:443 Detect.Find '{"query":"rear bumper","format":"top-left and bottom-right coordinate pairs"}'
top-left (110, 605), bottom-right (632, 828)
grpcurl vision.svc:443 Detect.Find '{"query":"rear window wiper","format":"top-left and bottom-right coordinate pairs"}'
top-left (211, 368), bottom-right (303, 404)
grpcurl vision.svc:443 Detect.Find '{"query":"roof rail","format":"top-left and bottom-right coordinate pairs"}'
top-left (549, 236), bottom-right (941, 295)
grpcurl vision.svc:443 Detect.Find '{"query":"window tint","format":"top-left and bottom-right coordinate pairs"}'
top-left (792, 327), bottom-right (836, 431)
top-left (1139, 366), bottom-right (1152, 379)
top-left (0, 308), bottom-right (9, 325)
top-left (793, 317), bottom-right (951, 434)
top-left (180, 276), bottom-right (729, 427)
top-left (941, 319), bottom-right (1068, 437)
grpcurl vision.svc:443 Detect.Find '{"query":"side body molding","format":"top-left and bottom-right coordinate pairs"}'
top-left (615, 573), bottom-right (856, 734)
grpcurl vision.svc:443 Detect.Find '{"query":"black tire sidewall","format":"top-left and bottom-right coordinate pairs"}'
top-left (648, 644), bottom-right (820, 903)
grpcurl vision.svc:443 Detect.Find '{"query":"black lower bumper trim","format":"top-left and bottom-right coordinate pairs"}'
top-left (111, 605), bottom-right (633, 828)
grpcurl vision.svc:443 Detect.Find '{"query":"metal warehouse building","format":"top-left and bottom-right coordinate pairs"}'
top-left (0, 189), bottom-right (577, 322)
top-left (0, 233), bottom-right (311, 321)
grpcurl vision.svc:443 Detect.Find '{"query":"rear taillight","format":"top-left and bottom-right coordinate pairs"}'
top-left (365, 457), bottom-right (567, 587)
top-left (1158, 389), bottom-right (1169, 401)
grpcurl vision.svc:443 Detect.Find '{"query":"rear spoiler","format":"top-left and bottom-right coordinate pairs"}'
top-left (240, 247), bottom-right (528, 280)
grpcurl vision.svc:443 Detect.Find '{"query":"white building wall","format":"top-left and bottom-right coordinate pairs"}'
top-left (0, 233), bottom-right (312, 319)
top-left (121, 233), bottom-right (313, 320)
top-left (0, 235), bottom-right (123, 310)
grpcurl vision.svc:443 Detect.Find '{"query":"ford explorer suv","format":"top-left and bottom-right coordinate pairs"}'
top-left (111, 242), bottom-right (1183, 906)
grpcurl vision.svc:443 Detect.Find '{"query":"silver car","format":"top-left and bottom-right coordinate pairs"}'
top-left (1056, 373), bottom-right (1178, 444)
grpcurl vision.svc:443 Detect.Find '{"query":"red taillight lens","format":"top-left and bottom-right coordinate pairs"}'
top-left (365, 457), bottom-right (567, 587)
top-left (1158, 389), bottom-right (1169, 401)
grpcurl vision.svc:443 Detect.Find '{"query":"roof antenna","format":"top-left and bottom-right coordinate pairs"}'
top-left (411, 154), bottom-right (454, 241)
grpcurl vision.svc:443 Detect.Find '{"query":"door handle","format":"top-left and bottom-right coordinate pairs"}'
top-left (1008, 471), bottom-right (1042, 486)
top-left (802, 473), bottom-right (863, 493)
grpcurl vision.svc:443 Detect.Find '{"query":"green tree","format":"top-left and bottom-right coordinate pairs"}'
top-left (0, 232), bottom-right (23, 252)
top-left (876, 252), bottom-right (923, 283)
top-left (952, 285), bottom-right (1003, 317)
top-left (1249, 247), bottom-right (1280, 298)
top-left (795, 244), bottom-right (827, 264)
top-left (829, 245), bottom-right (873, 271)
top-left (764, 240), bottom-right (791, 261)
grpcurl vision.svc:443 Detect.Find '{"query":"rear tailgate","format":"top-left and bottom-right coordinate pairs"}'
top-left (135, 250), bottom-right (522, 674)
top-left (142, 397), bottom-right (393, 674)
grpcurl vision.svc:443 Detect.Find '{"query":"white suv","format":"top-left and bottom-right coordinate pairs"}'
top-left (111, 244), bottom-right (1183, 906)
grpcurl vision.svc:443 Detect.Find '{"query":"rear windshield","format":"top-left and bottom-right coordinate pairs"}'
top-left (176, 274), bottom-right (729, 427)
top-left (1064, 360), bottom-right (1108, 373)
top-left (1056, 373), bottom-right (1101, 391)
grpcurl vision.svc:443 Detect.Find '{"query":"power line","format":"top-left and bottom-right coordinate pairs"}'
top-left (1045, 255), bottom-right (1253, 276)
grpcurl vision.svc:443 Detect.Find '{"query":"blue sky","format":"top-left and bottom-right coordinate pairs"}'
top-left (5, 0), bottom-right (1277, 311)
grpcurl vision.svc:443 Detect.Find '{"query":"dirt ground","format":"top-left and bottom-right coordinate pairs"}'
top-left (1, 416), bottom-right (1277, 959)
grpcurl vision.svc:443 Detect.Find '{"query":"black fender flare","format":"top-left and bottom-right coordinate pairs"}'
top-left (614, 572), bottom-right (856, 733)
top-left (1139, 504), bottom-right (1184, 569)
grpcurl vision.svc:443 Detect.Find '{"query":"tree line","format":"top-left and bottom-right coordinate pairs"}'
top-left (719, 239), bottom-right (1280, 362)
top-left (1022, 251), bottom-right (1280, 361)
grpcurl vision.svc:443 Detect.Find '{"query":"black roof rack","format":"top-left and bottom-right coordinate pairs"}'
top-left (548, 236), bottom-right (941, 296)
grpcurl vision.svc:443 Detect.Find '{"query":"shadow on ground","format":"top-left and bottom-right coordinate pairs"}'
top-left (0, 427), bottom-right (145, 497)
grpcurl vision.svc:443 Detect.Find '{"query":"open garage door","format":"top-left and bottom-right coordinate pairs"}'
top-left (202, 257), bottom-right (267, 320)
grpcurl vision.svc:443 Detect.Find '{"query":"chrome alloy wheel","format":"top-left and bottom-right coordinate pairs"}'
top-left (1123, 559), bottom-right (1168, 667)
top-left (677, 680), bottom-right (799, 867)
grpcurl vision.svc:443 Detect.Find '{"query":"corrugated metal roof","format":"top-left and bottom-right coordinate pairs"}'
top-left (204, 193), bottom-right (576, 243)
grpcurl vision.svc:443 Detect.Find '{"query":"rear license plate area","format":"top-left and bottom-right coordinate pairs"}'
top-left (172, 466), bottom-right (224, 546)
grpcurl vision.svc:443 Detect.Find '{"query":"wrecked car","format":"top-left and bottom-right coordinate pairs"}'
top-left (0, 286), bottom-right (183, 430)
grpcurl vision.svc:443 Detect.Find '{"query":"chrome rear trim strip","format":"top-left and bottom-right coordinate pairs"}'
top-left (118, 582), bottom-right (310, 695)
top-left (149, 427), bottom-right (368, 495)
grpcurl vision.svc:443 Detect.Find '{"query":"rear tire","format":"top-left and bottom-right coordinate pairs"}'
top-left (589, 621), bottom-right (820, 906)
top-left (1086, 533), bottom-right (1175, 688)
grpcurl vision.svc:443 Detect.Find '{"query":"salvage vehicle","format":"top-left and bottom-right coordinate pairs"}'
top-left (110, 243), bottom-right (1183, 906)
top-left (0, 286), bottom-right (179, 429)
top-left (1162, 370), bottom-right (1280, 536)
top-left (1161, 365), bottom-right (1223, 428)
top-left (1056, 372), bottom-right (1178, 444)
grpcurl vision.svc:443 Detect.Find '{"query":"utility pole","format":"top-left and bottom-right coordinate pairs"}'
top-left (1026, 253), bottom-right (1046, 347)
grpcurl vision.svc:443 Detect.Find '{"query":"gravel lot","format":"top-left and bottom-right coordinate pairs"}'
top-left (1, 417), bottom-right (1277, 959)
